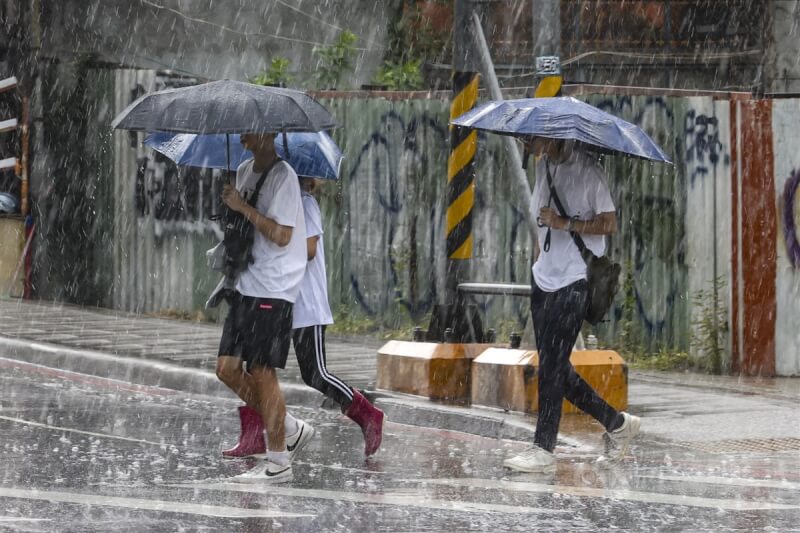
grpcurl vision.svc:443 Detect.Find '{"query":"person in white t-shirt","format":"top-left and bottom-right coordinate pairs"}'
top-left (503, 137), bottom-right (641, 474)
top-left (291, 177), bottom-right (384, 456)
top-left (215, 132), bottom-right (313, 484)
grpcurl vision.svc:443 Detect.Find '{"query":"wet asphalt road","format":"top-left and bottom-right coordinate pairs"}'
top-left (1, 356), bottom-right (799, 532)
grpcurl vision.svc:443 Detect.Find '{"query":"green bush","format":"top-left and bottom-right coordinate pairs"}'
top-left (373, 59), bottom-right (424, 90)
top-left (314, 30), bottom-right (358, 90)
top-left (251, 57), bottom-right (293, 87)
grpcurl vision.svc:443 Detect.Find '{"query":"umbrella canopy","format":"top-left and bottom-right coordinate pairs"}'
top-left (111, 79), bottom-right (337, 134)
top-left (451, 97), bottom-right (671, 163)
top-left (144, 131), bottom-right (343, 180)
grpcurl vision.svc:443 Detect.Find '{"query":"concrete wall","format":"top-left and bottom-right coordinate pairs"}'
top-left (770, 0), bottom-right (800, 94)
top-left (39, 0), bottom-right (392, 89)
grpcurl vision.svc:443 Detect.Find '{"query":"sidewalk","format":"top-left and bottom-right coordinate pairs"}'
top-left (1, 298), bottom-right (799, 451)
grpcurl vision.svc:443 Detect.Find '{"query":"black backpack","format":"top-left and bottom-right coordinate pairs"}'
top-left (221, 158), bottom-right (283, 278)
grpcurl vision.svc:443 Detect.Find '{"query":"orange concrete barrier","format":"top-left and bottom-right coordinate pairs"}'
top-left (376, 341), bottom-right (493, 404)
top-left (471, 348), bottom-right (627, 414)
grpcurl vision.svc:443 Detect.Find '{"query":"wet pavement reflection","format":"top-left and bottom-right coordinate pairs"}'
top-left (1, 359), bottom-right (798, 531)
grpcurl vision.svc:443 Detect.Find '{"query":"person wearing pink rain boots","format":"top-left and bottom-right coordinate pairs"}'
top-left (223, 177), bottom-right (384, 459)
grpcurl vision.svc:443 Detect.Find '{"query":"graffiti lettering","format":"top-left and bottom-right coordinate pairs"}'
top-left (684, 109), bottom-right (725, 186)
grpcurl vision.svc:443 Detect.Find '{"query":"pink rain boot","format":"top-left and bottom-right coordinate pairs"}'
top-left (345, 390), bottom-right (384, 456)
top-left (222, 405), bottom-right (266, 458)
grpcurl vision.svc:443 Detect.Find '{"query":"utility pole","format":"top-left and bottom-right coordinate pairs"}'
top-left (531, 0), bottom-right (562, 97)
top-left (443, 0), bottom-right (483, 322)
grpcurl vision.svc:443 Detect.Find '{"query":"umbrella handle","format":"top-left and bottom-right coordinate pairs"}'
top-left (226, 133), bottom-right (235, 184)
top-left (282, 130), bottom-right (290, 160)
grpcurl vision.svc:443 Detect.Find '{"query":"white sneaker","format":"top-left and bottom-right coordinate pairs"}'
top-left (596, 412), bottom-right (641, 467)
top-left (286, 419), bottom-right (315, 461)
top-left (231, 460), bottom-right (292, 484)
top-left (503, 446), bottom-right (556, 473)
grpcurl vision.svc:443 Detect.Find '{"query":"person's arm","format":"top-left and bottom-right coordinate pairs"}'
top-left (538, 207), bottom-right (617, 235)
top-left (306, 235), bottom-right (319, 260)
top-left (222, 184), bottom-right (293, 246)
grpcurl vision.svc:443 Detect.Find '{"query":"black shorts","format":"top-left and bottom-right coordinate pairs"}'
top-left (218, 293), bottom-right (293, 370)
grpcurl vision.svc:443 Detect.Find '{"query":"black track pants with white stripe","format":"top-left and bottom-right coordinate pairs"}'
top-left (292, 325), bottom-right (354, 408)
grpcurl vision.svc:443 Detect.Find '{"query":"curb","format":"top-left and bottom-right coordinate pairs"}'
top-left (0, 335), bottom-right (323, 407)
top-left (0, 335), bottom-right (536, 442)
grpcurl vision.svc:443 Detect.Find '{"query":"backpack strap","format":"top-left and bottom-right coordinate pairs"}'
top-left (545, 160), bottom-right (594, 265)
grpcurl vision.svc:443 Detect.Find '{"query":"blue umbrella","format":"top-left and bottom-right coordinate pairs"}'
top-left (143, 131), bottom-right (343, 179)
top-left (451, 97), bottom-right (671, 164)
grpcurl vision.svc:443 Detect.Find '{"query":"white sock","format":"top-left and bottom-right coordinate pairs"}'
top-left (266, 450), bottom-right (290, 467)
top-left (284, 413), bottom-right (299, 435)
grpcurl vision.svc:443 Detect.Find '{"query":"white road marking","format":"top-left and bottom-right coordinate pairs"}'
top-left (292, 461), bottom-right (388, 476)
top-left (0, 415), bottom-right (166, 447)
top-left (169, 482), bottom-right (567, 515)
top-left (412, 478), bottom-right (800, 512)
top-left (0, 516), bottom-right (52, 522)
top-left (0, 487), bottom-right (313, 519)
top-left (639, 474), bottom-right (800, 491)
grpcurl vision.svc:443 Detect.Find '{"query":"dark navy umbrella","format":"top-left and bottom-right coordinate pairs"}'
top-left (144, 131), bottom-right (343, 180)
top-left (111, 79), bottom-right (337, 134)
top-left (451, 97), bottom-right (671, 163)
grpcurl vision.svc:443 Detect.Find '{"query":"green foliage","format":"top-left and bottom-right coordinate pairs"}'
top-left (628, 347), bottom-right (692, 372)
top-left (251, 57), bottom-right (293, 87)
top-left (313, 30), bottom-right (358, 89)
top-left (616, 262), bottom-right (643, 355)
top-left (614, 261), bottom-right (693, 372)
top-left (690, 276), bottom-right (729, 374)
top-left (328, 303), bottom-right (423, 341)
top-left (372, 59), bottom-right (424, 90)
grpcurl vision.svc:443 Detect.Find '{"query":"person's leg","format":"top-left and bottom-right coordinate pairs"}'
top-left (293, 325), bottom-right (384, 456)
top-left (216, 355), bottom-right (261, 407)
top-left (532, 281), bottom-right (587, 453)
top-left (293, 325), bottom-right (354, 408)
top-left (248, 365), bottom-right (286, 453)
top-left (216, 294), bottom-right (267, 457)
top-left (562, 365), bottom-right (622, 432)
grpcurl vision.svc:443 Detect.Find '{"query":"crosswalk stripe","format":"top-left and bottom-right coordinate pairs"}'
top-left (638, 474), bottom-right (800, 491)
top-left (0, 415), bottom-right (166, 447)
top-left (169, 482), bottom-right (568, 515)
top-left (411, 478), bottom-right (800, 511)
top-left (0, 487), bottom-right (313, 519)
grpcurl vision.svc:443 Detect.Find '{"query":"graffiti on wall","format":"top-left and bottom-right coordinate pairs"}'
top-left (684, 109), bottom-right (726, 186)
top-left (593, 96), bottom-right (683, 339)
top-left (346, 110), bottom-right (447, 318)
top-left (130, 74), bottom-right (222, 236)
top-left (784, 169), bottom-right (800, 269)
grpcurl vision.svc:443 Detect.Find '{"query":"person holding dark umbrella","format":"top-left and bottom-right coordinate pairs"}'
top-left (213, 131), bottom-right (308, 483)
top-left (112, 80), bottom-right (338, 483)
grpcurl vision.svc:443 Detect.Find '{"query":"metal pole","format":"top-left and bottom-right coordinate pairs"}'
top-left (469, 11), bottom-right (538, 241)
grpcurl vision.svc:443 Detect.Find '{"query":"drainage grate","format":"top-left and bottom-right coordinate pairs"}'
top-left (677, 437), bottom-right (800, 454)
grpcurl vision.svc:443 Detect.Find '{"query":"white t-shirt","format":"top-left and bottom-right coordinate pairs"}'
top-left (234, 159), bottom-right (307, 303)
top-left (292, 192), bottom-right (335, 329)
top-left (531, 150), bottom-right (616, 292)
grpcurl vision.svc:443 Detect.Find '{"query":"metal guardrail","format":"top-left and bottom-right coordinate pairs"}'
top-left (457, 282), bottom-right (531, 297)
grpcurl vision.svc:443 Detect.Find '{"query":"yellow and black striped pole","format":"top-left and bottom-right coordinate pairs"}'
top-left (446, 71), bottom-right (479, 260)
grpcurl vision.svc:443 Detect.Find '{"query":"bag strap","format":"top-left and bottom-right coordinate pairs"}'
top-left (545, 160), bottom-right (594, 265)
top-left (246, 158), bottom-right (284, 208)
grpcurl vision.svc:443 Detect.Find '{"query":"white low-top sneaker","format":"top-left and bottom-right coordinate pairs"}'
top-left (232, 460), bottom-right (292, 484)
top-left (286, 419), bottom-right (315, 461)
top-left (596, 412), bottom-right (641, 467)
top-left (503, 446), bottom-right (556, 473)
